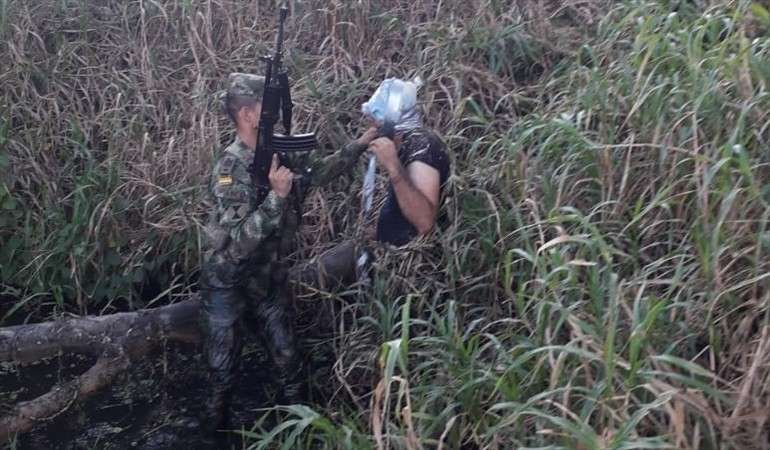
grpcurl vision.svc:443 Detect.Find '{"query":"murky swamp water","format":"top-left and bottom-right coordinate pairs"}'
top-left (1, 340), bottom-right (325, 450)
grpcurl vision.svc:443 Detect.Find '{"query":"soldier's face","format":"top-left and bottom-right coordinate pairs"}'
top-left (238, 103), bottom-right (262, 129)
top-left (253, 103), bottom-right (262, 127)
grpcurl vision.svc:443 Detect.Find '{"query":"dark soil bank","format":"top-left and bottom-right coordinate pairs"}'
top-left (1, 342), bottom-right (281, 450)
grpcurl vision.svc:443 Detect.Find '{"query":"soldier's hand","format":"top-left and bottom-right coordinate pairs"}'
top-left (269, 154), bottom-right (294, 198)
top-left (355, 127), bottom-right (379, 147)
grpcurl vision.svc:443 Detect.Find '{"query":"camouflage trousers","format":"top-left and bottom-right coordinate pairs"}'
top-left (200, 240), bottom-right (364, 418)
top-left (201, 284), bottom-right (300, 410)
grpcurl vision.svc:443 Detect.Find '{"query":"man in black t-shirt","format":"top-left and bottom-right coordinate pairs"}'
top-left (370, 126), bottom-right (450, 246)
top-left (290, 78), bottom-right (450, 289)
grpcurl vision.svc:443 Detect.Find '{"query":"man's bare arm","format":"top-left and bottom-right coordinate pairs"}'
top-left (368, 137), bottom-right (441, 235)
top-left (389, 161), bottom-right (440, 235)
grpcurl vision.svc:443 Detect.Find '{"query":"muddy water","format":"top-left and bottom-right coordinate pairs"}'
top-left (0, 286), bottom-right (342, 450)
top-left (1, 340), bottom-right (314, 450)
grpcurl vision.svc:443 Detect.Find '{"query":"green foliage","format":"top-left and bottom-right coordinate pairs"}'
top-left (2, 0), bottom-right (769, 448)
top-left (262, 1), bottom-right (768, 448)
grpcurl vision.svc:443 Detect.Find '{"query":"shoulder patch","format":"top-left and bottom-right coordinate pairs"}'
top-left (219, 156), bottom-right (236, 175)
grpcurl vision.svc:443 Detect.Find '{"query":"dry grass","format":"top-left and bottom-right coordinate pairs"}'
top-left (2, 0), bottom-right (770, 449)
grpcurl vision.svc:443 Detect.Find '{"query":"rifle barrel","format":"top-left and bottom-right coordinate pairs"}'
top-left (275, 6), bottom-right (287, 65)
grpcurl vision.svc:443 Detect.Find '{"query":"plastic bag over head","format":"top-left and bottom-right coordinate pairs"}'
top-left (361, 77), bottom-right (423, 132)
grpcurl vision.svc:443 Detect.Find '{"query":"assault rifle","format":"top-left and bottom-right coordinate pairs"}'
top-left (250, 2), bottom-right (316, 200)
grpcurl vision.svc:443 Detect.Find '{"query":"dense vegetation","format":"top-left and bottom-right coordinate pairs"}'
top-left (2, 0), bottom-right (770, 448)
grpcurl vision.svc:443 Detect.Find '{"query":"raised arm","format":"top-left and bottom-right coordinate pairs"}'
top-left (369, 137), bottom-right (441, 235)
top-left (302, 127), bottom-right (379, 187)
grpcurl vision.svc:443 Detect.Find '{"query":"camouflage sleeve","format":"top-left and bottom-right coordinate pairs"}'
top-left (304, 141), bottom-right (368, 187)
top-left (210, 158), bottom-right (286, 262)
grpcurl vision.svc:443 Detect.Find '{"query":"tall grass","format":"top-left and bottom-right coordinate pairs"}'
top-left (2, 0), bottom-right (770, 448)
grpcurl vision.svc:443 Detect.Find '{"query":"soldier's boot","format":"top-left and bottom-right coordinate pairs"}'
top-left (201, 288), bottom-right (244, 435)
top-left (276, 347), bottom-right (304, 405)
top-left (263, 307), bottom-right (304, 405)
top-left (201, 346), bottom-right (236, 439)
top-left (201, 319), bottom-right (241, 436)
top-left (279, 383), bottom-right (303, 405)
top-left (202, 379), bottom-right (232, 433)
top-left (277, 368), bottom-right (306, 405)
top-left (274, 347), bottom-right (304, 405)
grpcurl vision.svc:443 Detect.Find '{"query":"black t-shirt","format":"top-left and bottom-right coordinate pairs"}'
top-left (376, 128), bottom-right (450, 246)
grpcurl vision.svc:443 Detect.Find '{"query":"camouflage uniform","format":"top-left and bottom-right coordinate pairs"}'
top-left (200, 73), bottom-right (368, 424)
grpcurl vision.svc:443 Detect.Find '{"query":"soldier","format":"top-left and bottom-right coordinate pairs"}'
top-left (199, 72), bottom-right (378, 431)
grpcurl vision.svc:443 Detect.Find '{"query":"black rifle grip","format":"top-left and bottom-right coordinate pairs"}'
top-left (377, 120), bottom-right (396, 140)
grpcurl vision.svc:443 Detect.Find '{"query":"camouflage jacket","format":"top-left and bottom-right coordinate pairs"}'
top-left (199, 136), bottom-right (367, 294)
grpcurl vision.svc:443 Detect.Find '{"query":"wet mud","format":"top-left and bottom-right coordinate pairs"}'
top-left (1, 341), bottom-right (297, 450)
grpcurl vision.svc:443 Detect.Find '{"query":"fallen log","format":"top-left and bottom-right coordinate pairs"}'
top-left (0, 347), bottom-right (131, 440)
top-left (0, 297), bottom-right (202, 364)
top-left (0, 297), bottom-right (204, 440)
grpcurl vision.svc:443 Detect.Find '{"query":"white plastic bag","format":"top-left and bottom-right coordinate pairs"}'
top-left (361, 77), bottom-right (423, 130)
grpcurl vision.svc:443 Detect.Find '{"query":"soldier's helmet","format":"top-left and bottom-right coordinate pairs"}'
top-left (218, 73), bottom-right (265, 114)
top-left (226, 73), bottom-right (265, 99)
